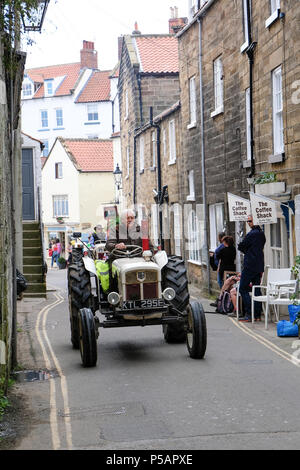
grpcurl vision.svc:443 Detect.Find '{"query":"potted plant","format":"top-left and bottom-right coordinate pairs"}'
top-left (290, 255), bottom-right (300, 338)
top-left (56, 217), bottom-right (64, 224)
top-left (57, 256), bottom-right (67, 269)
top-left (254, 172), bottom-right (285, 196)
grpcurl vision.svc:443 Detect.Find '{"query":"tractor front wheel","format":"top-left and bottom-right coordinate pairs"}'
top-left (186, 301), bottom-right (207, 359)
top-left (79, 308), bottom-right (97, 367)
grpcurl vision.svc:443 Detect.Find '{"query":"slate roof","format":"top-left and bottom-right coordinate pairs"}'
top-left (132, 35), bottom-right (179, 74)
top-left (76, 70), bottom-right (111, 103)
top-left (59, 138), bottom-right (113, 172)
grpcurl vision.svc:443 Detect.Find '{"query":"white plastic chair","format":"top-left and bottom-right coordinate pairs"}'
top-left (251, 268), bottom-right (298, 329)
top-left (236, 266), bottom-right (269, 320)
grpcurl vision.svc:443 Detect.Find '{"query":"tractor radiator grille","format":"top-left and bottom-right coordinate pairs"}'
top-left (143, 283), bottom-right (158, 299)
top-left (126, 284), bottom-right (140, 300)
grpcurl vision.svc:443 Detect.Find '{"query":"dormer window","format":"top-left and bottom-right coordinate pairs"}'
top-left (22, 83), bottom-right (32, 97)
top-left (45, 79), bottom-right (54, 96)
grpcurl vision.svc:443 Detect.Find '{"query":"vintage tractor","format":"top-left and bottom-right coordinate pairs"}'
top-left (67, 233), bottom-right (207, 367)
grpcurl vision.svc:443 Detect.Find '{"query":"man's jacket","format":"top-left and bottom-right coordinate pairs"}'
top-left (238, 226), bottom-right (266, 273)
top-left (105, 223), bottom-right (143, 252)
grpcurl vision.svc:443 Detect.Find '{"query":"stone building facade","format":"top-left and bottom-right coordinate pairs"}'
top-left (177, 0), bottom-right (300, 292)
top-left (118, 32), bottom-right (182, 216)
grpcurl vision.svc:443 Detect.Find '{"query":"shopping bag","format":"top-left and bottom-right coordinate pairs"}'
top-left (277, 320), bottom-right (299, 337)
top-left (288, 305), bottom-right (300, 323)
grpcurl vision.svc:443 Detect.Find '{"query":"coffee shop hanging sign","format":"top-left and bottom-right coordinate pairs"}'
top-left (249, 192), bottom-right (277, 225)
top-left (227, 193), bottom-right (251, 222)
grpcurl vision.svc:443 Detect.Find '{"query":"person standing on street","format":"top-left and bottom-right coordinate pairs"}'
top-left (238, 215), bottom-right (266, 322)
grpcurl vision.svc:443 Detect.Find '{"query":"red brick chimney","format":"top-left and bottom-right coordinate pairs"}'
top-left (169, 7), bottom-right (188, 34)
top-left (80, 40), bottom-right (98, 69)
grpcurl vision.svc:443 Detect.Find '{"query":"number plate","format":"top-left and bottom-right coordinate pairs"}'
top-left (122, 299), bottom-right (165, 310)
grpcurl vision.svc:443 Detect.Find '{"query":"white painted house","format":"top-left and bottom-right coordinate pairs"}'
top-left (42, 137), bottom-right (115, 252)
top-left (21, 40), bottom-right (117, 157)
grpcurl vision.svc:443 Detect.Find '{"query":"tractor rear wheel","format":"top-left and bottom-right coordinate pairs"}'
top-left (68, 261), bottom-right (93, 349)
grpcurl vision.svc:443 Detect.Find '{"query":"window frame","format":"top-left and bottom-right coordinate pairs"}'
top-left (55, 108), bottom-right (63, 127)
top-left (241, 0), bottom-right (251, 52)
top-left (22, 82), bottom-right (32, 97)
top-left (209, 203), bottom-right (224, 251)
top-left (245, 87), bottom-right (251, 161)
top-left (187, 170), bottom-right (195, 201)
top-left (40, 109), bottom-right (48, 128)
top-left (272, 65), bottom-right (284, 156)
top-left (151, 130), bottom-right (156, 168)
top-left (53, 195), bottom-right (69, 217)
top-left (188, 209), bottom-right (201, 264)
top-left (55, 162), bottom-right (63, 179)
top-left (173, 203), bottom-right (182, 257)
top-left (168, 119), bottom-right (177, 165)
top-left (265, 0), bottom-right (280, 27)
top-left (211, 56), bottom-right (224, 117)
top-left (139, 135), bottom-right (144, 173)
top-left (188, 76), bottom-right (197, 128)
top-left (87, 103), bottom-right (99, 122)
top-left (45, 79), bottom-right (54, 96)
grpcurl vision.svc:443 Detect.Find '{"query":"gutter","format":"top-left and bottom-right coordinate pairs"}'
top-left (245, 0), bottom-right (257, 178)
top-left (176, 0), bottom-right (217, 38)
top-left (197, 17), bottom-right (211, 295)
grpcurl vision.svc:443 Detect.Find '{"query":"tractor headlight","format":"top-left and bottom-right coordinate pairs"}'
top-left (108, 292), bottom-right (120, 306)
top-left (162, 287), bottom-right (176, 301)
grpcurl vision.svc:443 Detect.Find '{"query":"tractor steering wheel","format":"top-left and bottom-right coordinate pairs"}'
top-left (111, 245), bottom-right (143, 259)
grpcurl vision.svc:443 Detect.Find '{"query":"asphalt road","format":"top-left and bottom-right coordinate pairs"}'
top-left (12, 268), bottom-right (300, 450)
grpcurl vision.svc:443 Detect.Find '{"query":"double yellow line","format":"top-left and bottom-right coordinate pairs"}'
top-left (35, 290), bottom-right (73, 450)
top-left (230, 318), bottom-right (300, 368)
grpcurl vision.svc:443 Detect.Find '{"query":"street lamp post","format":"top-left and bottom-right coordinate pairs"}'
top-left (113, 164), bottom-right (122, 204)
top-left (21, 0), bottom-right (50, 32)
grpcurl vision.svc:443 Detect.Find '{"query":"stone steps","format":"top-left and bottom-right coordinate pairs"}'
top-left (22, 222), bottom-right (46, 298)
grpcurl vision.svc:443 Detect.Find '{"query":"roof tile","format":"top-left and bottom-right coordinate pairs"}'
top-left (76, 70), bottom-right (111, 103)
top-left (60, 138), bottom-right (113, 172)
top-left (135, 36), bottom-right (179, 74)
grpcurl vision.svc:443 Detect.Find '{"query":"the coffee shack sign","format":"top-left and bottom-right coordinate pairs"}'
top-left (228, 192), bottom-right (277, 225)
top-left (249, 192), bottom-right (277, 225)
top-left (227, 193), bottom-right (251, 222)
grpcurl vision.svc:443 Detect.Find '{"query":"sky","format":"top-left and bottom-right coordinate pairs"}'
top-left (23, 0), bottom-right (188, 70)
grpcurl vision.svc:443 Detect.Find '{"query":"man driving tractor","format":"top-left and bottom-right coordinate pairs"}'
top-left (105, 209), bottom-right (153, 253)
top-left (94, 209), bottom-right (153, 294)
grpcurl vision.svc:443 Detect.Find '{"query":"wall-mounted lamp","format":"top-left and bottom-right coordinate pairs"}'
top-left (21, 0), bottom-right (50, 32)
top-left (113, 163), bottom-right (122, 191)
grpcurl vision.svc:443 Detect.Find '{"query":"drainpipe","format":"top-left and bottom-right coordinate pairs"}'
top-left (133, 134), bottom-right (137, 205)
top-left (150, 107), bottom-right (164, 250)
top-left (245, 0), bottom-right (257, 178)
top-left (197, 17), bottom-right (211, 295)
